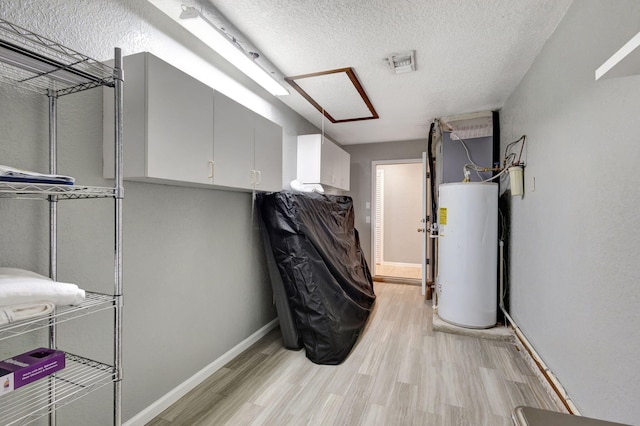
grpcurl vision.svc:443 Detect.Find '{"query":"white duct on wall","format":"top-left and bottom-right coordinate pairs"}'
top-left (441, 111), bottom-right (493, 140)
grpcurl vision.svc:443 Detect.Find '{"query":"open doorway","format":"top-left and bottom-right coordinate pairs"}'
top-left (371, 160), bottom-right (423, 282)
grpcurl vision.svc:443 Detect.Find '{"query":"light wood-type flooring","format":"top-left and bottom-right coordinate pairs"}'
top-left (148, 282), bottom-right (563, 425)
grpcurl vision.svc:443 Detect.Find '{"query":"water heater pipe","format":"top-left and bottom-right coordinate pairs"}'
top-left (499, 240), bottom-right (580, 415)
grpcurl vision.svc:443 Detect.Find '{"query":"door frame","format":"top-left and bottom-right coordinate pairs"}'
top-left (370, 158), bottom-right (423, 280)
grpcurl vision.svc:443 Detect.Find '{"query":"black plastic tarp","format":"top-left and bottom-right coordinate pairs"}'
top-left (258, 191), bottom-right (375, 365)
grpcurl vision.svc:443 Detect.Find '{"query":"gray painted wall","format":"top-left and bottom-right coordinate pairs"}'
top-left (379, 163), bottom-right (422, 264)
top-left (0, 1), bottom-right (318, 423)
top-left (344, 140), bottom-right (428, 265)
top-left (442, 133), bottom-right (493, 183)
top-left (500, 1), bottom-right (640, 424)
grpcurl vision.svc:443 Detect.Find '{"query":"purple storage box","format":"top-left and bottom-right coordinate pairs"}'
top-left (0, 348), bottom-right (65, 395)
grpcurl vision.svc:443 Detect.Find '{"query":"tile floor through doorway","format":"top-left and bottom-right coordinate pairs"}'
top-left (375, 263), bottom-right (422, 280)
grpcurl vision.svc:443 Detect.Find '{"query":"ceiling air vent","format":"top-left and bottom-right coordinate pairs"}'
top-left (386, 50), bottom-right (416, 74)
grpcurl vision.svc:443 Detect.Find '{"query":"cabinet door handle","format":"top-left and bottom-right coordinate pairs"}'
top-left (208, 160), bottom-right (214, 179)
top-left (249, 169), bottom-right (255, 184)
top-left (256, 170), bottom-right (262, 185)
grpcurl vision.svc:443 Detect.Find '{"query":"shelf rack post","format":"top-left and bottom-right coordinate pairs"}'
top-left (48, 88), bottom-right (59, 426)
top-left (113, 46), bottom-right (124, 426)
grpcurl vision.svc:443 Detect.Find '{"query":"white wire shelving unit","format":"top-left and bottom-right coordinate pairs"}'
top-left (0, 183), bottom-right (116, 200)
top-left (0, 17), bottom-right (123, 426)
top-left (0, 354), bottom-right (116, 426)
top-left (0, 292), bottom-right (116, 342)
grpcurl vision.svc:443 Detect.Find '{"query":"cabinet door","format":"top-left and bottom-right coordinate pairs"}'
top-left (146, 54), bottom-right (214, 184)
top-left (320, 138), bottom-right (339, 187)
top-left (297, 134), bottom-right (322, 184)
top-left (213, 92), bottom-right (254, 189)
top-left (339, 149), bottom-right (351, 191)
top-left (254, 115), bottom-right (283, 192)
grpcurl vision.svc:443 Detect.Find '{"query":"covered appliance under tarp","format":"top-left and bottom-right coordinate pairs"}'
top-left (257, 191), bottom-right (375, 365)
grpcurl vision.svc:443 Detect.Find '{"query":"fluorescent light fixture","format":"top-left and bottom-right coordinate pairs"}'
top-left (179, 6), bottom-right (288, 96)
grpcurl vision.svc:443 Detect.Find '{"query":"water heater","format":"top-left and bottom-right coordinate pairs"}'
top-left (437, 182), bottom-right (498, 328)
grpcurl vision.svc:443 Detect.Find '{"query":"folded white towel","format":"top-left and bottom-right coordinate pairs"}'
top-left (290, 179), bottom-right (325, 193)
top-left (0, 165), bottom-right (75, 183)
top-left (0, 268), bottom-right (86, 307)
top-left (0, 301), bottom-right (55, 325)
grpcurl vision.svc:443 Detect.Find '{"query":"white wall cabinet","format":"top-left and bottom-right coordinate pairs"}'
top-left (338, 146), bottom-right (351, 190)
top-left (212, 92), bottom-right (254, 189)
top-left (254, 114), bottom-right (284, 192)
top-left (213, 92), bottom-right (283, 191)
top-left (297, 134), bottom-right (350, 191)
top-left (104, 52), bottom-right (214, 185)
top-left (105, 52), bottom-right (282, 192)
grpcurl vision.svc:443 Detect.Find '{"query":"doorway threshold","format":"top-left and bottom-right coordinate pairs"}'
top-left (373, 275), bottom-right (421, 285)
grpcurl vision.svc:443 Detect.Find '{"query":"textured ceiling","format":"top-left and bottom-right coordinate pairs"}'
top-left (208, 0), bottom-right (573, 145)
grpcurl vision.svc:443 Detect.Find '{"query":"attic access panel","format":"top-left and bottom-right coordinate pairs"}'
top-left (285, 67), bottom-right (379, 123)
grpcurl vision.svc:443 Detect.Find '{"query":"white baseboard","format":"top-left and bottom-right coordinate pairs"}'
top-left (380, 261), bottom-right (421, 268)
top-left (124, 318), bottom-right (279, 426)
